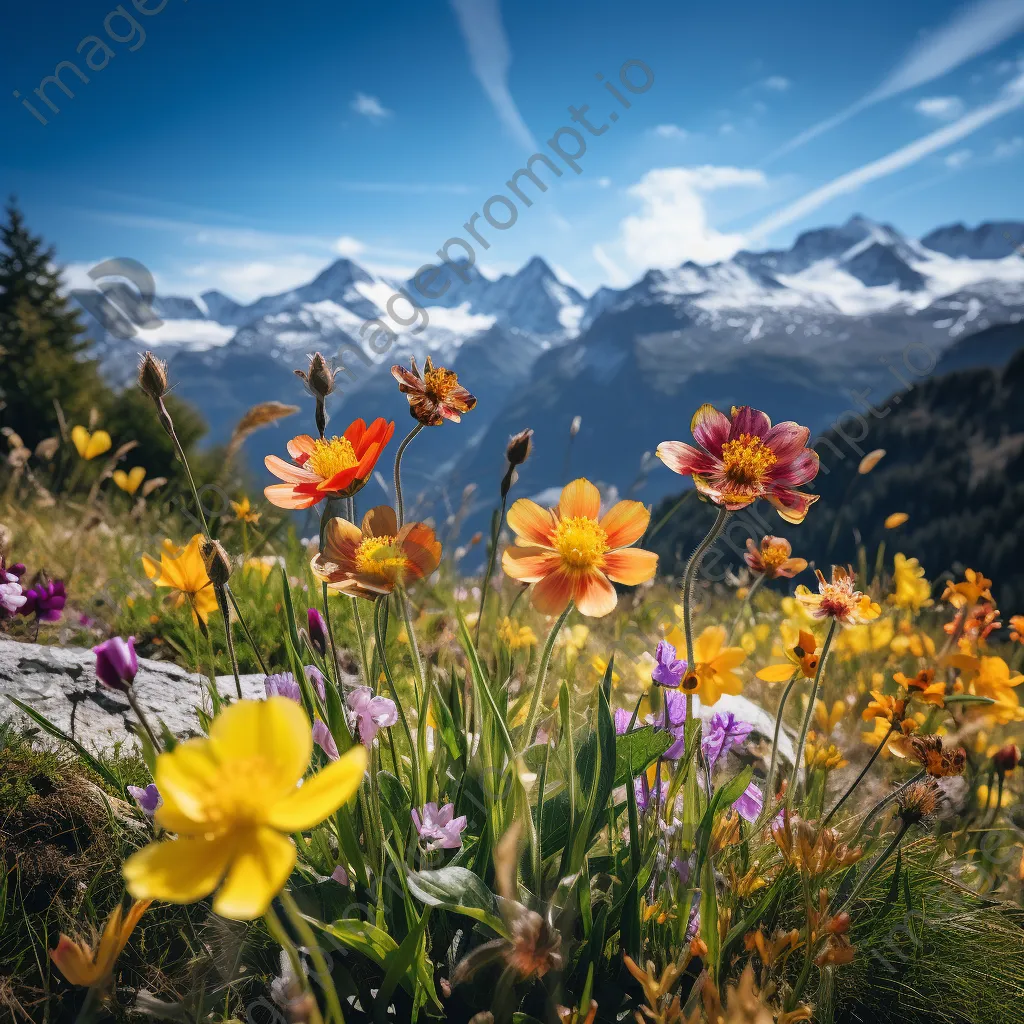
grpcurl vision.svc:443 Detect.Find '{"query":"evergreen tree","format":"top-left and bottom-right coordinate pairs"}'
top-left (0, 198), bottom-right (107, 448)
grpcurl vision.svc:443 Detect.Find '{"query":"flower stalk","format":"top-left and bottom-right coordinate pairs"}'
top-left (822, 720), bottom-right (896, 826)
top-left (393, 422), bottom-right (423, 528)
top-left (520, 603), bottom-right (573, 748)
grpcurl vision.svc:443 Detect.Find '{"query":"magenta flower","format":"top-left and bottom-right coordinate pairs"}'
top-left (127, 783), bottom-right (162, 818)
top-left (657, 404), bottom-right (820, 523)
top-left (411, 802), bottom-right (467, 851)
top-left (652, 639), bottom-right (687, 688)
top-left (347, 686), bottom-right (398, 746)
top-left (308, 607), bottom-right (327, 657)
top-left (93, 636), bottom-right (138, 693)
top-left (20, 579), bottom-right (66, 622)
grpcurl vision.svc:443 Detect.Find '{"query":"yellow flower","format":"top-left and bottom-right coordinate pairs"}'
top-left (49, 899), bottom-right (151, 989)
top-left (796, 566), bottom-right (881, 628)
top-left (977, 784), bottom-right (1013, 809)
top-left (70, 425), bottom-right (112, 461)
top-left (757, 628), bottom-right (820, 684)
top-left (889, 554), bottom-right (932, 611)
top-left (243, 555), bottom-right (279, 583)
top-left (112, 466), bottom-right (146, 495)
top-left (948, 653), bottom-right (1024, 724)
top-left (142, 535), bottom-right (218, 625)
top-left (835, 616), bottom-right (894, 656)
top-left (230, 495), bottom-right (262, 524)
top-left (557, 623), bottom-right (590, 662)
top-left (890, 619), bottom-right (936, 657)
top-left (814, 699), bottom-right (846, 736)
top-left (860, 717), bottom-right (900, 755)
top-left (589, 655), bottom-right (620, 685)
top-left (941, 568), bottom-right (993, 609)
top-left (804, 731), bottom-right (848, 771)
top-left (665, 624), bottom-right (745, 705)
top-left (862, 691), bottom-right (912, 728)
top-left (884, 512), bottom-right (909, 529)
top-left (498, 617), bottom-right (538, 651)
top-left (124, 698), bottom-right (367, 921)
top-left (740, 631), bottom-right (757, 654)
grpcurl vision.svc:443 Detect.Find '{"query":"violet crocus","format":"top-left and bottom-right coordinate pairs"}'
top-left (653, 688), bottom-right (689, 759)
top-left (702, 712), bottom-right (754, 773)
top-left (0, 561), bottom-right (26, 617)
top-left (312, 719), bottom-right (339, 761)
top-left (651, 639), bottom-right (687, 688)
top-left (733, 780), bottom-right (763, 822)
top-left (634, 772), bottom-right (669, 814)
top-left (613, 707), bottom-right (634, 735)
top-left (93, 636), bottom-right (138, 693)
top-left (265, 671), bottom-right (301, 702)
top-left (347, 686), bottom-right (399, 746)
top-left (127, 783), bottom-right (162, 818)
top-left (20, 579), bottom-right (66, 622)
top-left (411, 802), bottom-right (467, 851)
top-left (304, 665), bottom-right (327, 701)
top-left (307, 607), bottom-right (327, 657)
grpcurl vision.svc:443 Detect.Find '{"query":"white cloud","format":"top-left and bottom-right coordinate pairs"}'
top-left (993, 135), bottom-right (1024, 157)
top-left (915, 95), bottom-right (965, 119)
top-left (350, 93), bottom-right (393, 120)
top-left (333, 236), bottom-right (365, 257)
top-left (178, 256), bottom-right (332, 302)
top-left (619, 166), bottom-right (767, 268)
top-left (768, 0), bottom-right (1024, 159)
top-left (944, 147), bottom-right (973, 168)
top-left (653, 124), bottom-right (688, 139)
top-left (762, 75), bottom-right (791, 91)
top-left (719, 122), bottom-right (737, 135)
top-left (597, 176), bottom-right (612, 188)
top-left (449, 0), bottom-right (536, 150)
top-left (591, 244), bottom-right (631, 287)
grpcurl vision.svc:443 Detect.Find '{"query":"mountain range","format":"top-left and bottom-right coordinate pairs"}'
top-left (69, 214), bottom-right (1024, 543)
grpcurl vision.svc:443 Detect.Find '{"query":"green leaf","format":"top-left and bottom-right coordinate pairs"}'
top-left (455, 608), bottom-right (515, 760)
top-left (613, 726), bottom-right (672, 786)
top-left (378, 771), bottom-right (410, 834)
top-left (406, 866), bottom-right (509, 938)
top-left (700, 855), bottom-right (720, 982)
top-left (376, 908), bottom-right (431, 1019)
top-left (942, 694), bottom-right (995, 706)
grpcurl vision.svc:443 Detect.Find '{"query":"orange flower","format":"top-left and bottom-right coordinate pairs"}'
top-left (391, 355), bottom-right (476, 426)
top-left (50, 899), bottom-right (151, 989)
top-left (1010, 615), bottom-right (1024, 644)
top-left (893, 669), bottom-right (946, 708)
top-left (743, 535), bottom-right (807, 579)
top-left (264, 418), bottom-right (394, 510)
top-left (861, 691), bottom-right (915, 732)
top-left (501, 478), bottom-right (657, 618)
top-left (756, 629), bottom-right (820, 683)
top-left (796, 566), bottom-right (881, 627)
top-left (941, 568), bottom-right (993, 609)
top-left (891, 734), bottom-right (966, 777)
top-left (311, 506), bottom-right (441, 599)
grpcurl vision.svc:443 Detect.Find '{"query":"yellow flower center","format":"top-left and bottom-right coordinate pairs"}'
top-left (759, 543), bottom-right (789, 571)
top-left (354, 535), bottom-right (408, 579)
top-left (553, 516), bottom-right (608, 571)
top-left (721, 433), bottom-right (777, 485)
top-left (307, 436), bottom-right (359, 480)
top-left (423, 366), bottom-right (461, 401)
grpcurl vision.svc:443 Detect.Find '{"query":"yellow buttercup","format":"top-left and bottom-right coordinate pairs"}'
top-left (71, 425), bottom-right (112, 461)
top-left (113, 466), bottom-right (147, 494)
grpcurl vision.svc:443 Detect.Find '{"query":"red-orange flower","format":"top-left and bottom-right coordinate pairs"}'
top-left (311, 506), bottom-right (441, 599)
top-left (391, 355), bottom-right (476, 426)
top-left (501, 478), bottom-right (657, 618)
top-left (744, 535), bottom-right (807, 579)
top-left (657, 405), bottom-right (819, 523)
top-left (264, 419), bottom-right (394, 509)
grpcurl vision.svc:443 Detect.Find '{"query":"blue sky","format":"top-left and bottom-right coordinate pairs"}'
top-left (3, 0), bottom-right (1024, 300)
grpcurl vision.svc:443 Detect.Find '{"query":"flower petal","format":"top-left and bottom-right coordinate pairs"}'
top-left (265, 455), bottom-right (320, 484)
top-left (600, 500), bottom-right (651, 548)
top-left (286, 435), bottom-right (318, 462)
top-left (727, 406), bottom-right (771, 440)
top-left (766, 487), bottom-right (819, 525)
top-left (266, 745), bottom-right (368, 832)
top-left (85, 430), bottom-right (112, 460)
top-left (559, 478), bottom-right (601, 520)
top-left (362, 505), bottom-right (398, 538)
top-left (502, 545), bottom-right (561, 583)
top-left (690, 404), bottom-right (731, 456)
top-left (572, 570), bottom-right (618, 618)
top-left (123, 834), bottom-right (234, 905)
top-left (530, 568), bottom-right (576, 616)
top-left (769, 448), bottom-right (819, 487)
top-left (656, 441), bottom-right (720, 478)
top-left (70, 425), bottom-right (90, 459)
top-left (506, 498), bottom-right (556, 546)
top-left (264, 483), bottom-right (320, 510)
top-left (343, 418), bottom-right (367, 448)
top-left (762, 421), bottom-right (810, 461)
top-left (211, 827), bottom-right (297, 921)
top-left (603, 548), bottom-right (658, 585)
top-left (756, 664), bottom-right (798, 683)
top-left (322, 517), bottom-right (362, 563)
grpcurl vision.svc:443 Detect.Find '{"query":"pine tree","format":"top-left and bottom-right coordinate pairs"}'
top-left (0, 198), bottom-right (107, 448)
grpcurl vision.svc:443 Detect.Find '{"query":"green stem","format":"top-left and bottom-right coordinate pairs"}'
top-left (320, 582), bottom-right (340, 686)
top-left (224, 585), bottom-right (268, 674)
top-left (787, 619), bottom-right (838, 810)
top-left (214, 584), bottom-right (242, 698)
top-left (759, 674), bottom-right (798, 827)
top-left (393, 422), bottom-right (423, 528)
top-left (520, 603), bottom-right (573, 749)
top-left (127, 690), bottom-right (162, 752)
top-left (851, 769), bottom-right (926, 847)
top-left (681, 506), bottom-right (731, 669)
top-left (728, 572), bottom-right (765, 645)
top-left (159, 397), bottom-right (210, 539)
top-left (279, 889), bottom-right (346, 1024)
top-left (838, 822), bottom-right (910, 913)
top-left (374, 596), bottom-right (420, 804)
top-left (822, 720), bottom-right (896, 826)
top-left (475, 494), bottom-right (509, 645)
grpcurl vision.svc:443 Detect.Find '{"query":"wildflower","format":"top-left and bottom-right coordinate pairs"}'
top-left (412, 802), bottom-right (468, 851)
top-left (557, 623), bottom-right (590, 662)
top-left (613, 707), bottom-right (635, 735)
top-left (311, 506), bottom-right (441, 599)
top-left (992, 743), bottom-right (1021, 775)
top-left (265, 669), bottom-right (326, 704)
top-left (229, 496), bottom-right (261, 524)
top-left (652, 688), bottom-right (688, 759)
top-left (949, 654), bottom-right (1024, 723)
top-left (501, 428), bottom-right (534, 499)
top-left (733, 781), bottom-right (763, 822)
top-left (391, 355), bottom-right (477, 426)
top-left (307, 607), bottom-right (327, 657)
top-left (0, 560), bottom-right (26, 616)
top-left (502, 478), bottom-right (657, 618)
top-left (884, 512), bottom-right (909, 529)
top-left (896, 779), bottom-right (941, 827)
top-left (894, 669), bottom-right (946, 708)
top-left (127, 783), bottom-right (162, 817)
top-left (796, 566), bottom-right (880, 627)
top-left (20, 579), bottom-right (67, 622)
top-left (663, 624), bottom-right (745, 705)
top-left (1010, 615), bottom-right (1024, 644)
top-left (889, 553), bottom-right (932, 611)
top-left (895, 735), bottom-right (966, 777)
top-left (142, 535), bottom-right (217, 625)
top-left (123, 697), bottom-right (367, 920)
top-left (858, 449), bottom-right (886, 474)
top-left (50, 899), bottom-right (151, 990)
top-left (264, 418), bottom-right (395, 509)
top-left (243, 555), bottom-right (278, 583)
top-left (860, 716), bottom-right (903, 754)
top-left (772, 812), bottom-right (862, 875)
top-left (977, 782), bottom-right (1013, 809)
top-left (137, 351), bottom-right (168, 401)
top-left (589, 654), bottom-right (620, 686)
top-left (112, 466), bottom-right (146, 495)
top-left (890, 619), bottom-right (936, 657)
top-left (702, 711), bottom-right (753, 770)
top-left (656, 404), bottom-right (819, 523)
top-left (94, 636), bottom-right (138, 693)
top-left (347, 686), bottom-right (398, 746)
top-left (756, 628), bottom-right (820, 683)
top-left (835, 615), bottom-right (894, 655)
top-left (70, 425), bottom-right (112, 461)
top-left (331, 864), bottom-right (349, 885)
top-left (954, 602), bottom-right (1002, 644)
top-left (311, 720), bottom-right (339, 760)
top-left (861, 691), bottom-right (916, 734)
top-left (498, 616), bottom-right (537, 650)
top-left (805, 732), bottom-right (848, 771)
top-left (744, 928), bottom-right (800, 968)
top-left (941, 568), bottom-right (993, 609)
top-left (651, 638), bottom-right (687, 687)
top-left (744, 535), bottom-right (807, 579)
top-left (814, 699), bottom-right (846, 736)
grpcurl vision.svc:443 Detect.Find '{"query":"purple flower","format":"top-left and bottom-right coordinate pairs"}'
top-left (613, 708), bottom-right (634, 735)
top-left (733, 780), bottom-right (763, 822)
top-left (265, 671), bottom-right (302, 702)
top-left (331, 864), bottom-right (349, 885)
top-left (127, 782), bottom-right (162, 817)
top-left (651, 639), bottom-right (687, 688)
top-left (347, 686), bottom-right (398, 746)
top-left (307, 607), bottom-right (327, 657)
top-left (411, 802), bottom-right (467, 851)
top-left (312, 719), bottom-right (339, 760)
top-left (93, 636), bottom-right (138, 693)
top-left (304, 665), bottom-right (327, 702)
top-left (702, 712), bottom-right (754, 773)
top-left (20, 579), bottom-right (66, 622)
top-left (654, 689), bottom-right (690, 759)
top-left (0, 562), bottom-right (26, 616)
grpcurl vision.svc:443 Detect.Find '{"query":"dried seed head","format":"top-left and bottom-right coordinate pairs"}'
top-left (138, 351), bottom-right (168, 401)
top-left (897, 779), bottom-right (940, 827)
top-left (506, 428), bottom-right (534, 468)
top-left (297, 352), bottom-right (336, 400)
top-left (201, 538), bottom-right (232, 587)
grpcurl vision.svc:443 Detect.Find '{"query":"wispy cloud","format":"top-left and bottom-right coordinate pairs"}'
top-left (915, 95), bottom-right (965, 119)
top-left (993, 134), bottom-right (1024, 156)
top-left (767, 0), bottom-right (1024, 160)
top-left (761, 75), bottom-right (791, 91)
top-left (448, 0), bottom-right (536, 150)
top-left (944, 147), bottom-right (973, 167)
top-left (652, 124), bottom-right (688, 139)
top-left (350, 93), bottom-right (393, 121)
top-left (335, 180), bottom-right (471, 195)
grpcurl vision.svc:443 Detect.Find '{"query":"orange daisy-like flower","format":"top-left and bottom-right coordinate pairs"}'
top-left (796, 566), bottom-right (880, 627)
top-left (861, 691), bottom-right (916, 734)
top-left (501, 478), bottom-right (657, 618)
top-left (743, 535), bottom-right (807, 580)
top-left (940, 568), bottom-right (993, 609)
top-left (311, 506), bottom-right (441, 600)
top-left (264, 418), bottom-right (395, 510)
top-left (391, 355), bottom-right (477, 426)
top-left (656, 404), bottom-right (819, 523)
top-left (893, 669), bottom-right (946, 708)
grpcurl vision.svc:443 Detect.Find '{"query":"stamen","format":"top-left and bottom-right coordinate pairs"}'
top-left (307, 436), bottom-right (359, 480)
top-left (721, 433), bottom-right (777, 485)
top-left (553, 516), bottom-right (608, 571)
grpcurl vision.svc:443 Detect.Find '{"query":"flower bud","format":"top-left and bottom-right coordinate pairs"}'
top-left (93, 636), bottom-right (139, 693)
top-left (201, 539), bottom-right (232, 587)
top-left (298, 352), bottom-right (336, 400)
top-left (137, 351), bottom-right (169, 401)
top-left (506, 428), bottom-right (533, 469)
top-left (307, 607), bottom-right (327, 657)
top-left (993, 743), bottom-right (1021, 774)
